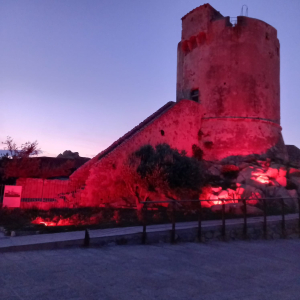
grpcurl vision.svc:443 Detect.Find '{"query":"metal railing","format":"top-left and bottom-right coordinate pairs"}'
top-left (140, 198), bottom-right (300, 244)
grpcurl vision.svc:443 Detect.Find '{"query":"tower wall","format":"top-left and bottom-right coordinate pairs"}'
top-left (177, 5), bottom-right (286, 161)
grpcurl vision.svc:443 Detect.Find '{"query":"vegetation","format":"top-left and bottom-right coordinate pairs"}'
top-left (124, 143), bottom-right (205, 204)
top-left (0, 137), bottom-right (74, 183)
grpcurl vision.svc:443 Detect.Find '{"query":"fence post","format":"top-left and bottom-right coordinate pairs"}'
top-left (298, 197), bottom-right (300, 239)
top-left (263, 198), bottom-right (267, 239)
top-left (243, 199), bottom-right (247, 239)
top-left (222, 201), bottom-right (226, 240)
top-left (281, 198), bottom-right (286, 238)
top-left (142, 203), bottom-right (147, 244)
top-left (171, 201), bottom-right (176, 243)
top-left (198, 201), bottom-right (202, 242)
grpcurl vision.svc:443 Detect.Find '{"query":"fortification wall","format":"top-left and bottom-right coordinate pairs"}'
top-left (79, 100), bottom-right (202, 207)
top-left (16, 178), bottom-right (79, 210)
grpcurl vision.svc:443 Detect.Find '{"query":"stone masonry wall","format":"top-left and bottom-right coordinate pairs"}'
top-left (77, 100), bottom-right (203, 207)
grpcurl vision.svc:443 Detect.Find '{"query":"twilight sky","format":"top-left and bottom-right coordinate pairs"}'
top-left (1, 0), bottom-right (300, 158)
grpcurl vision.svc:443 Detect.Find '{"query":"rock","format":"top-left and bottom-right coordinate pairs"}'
top-left (210, 202), bottom-right (263, 216)
top-left (287, 189), bottom-right (298, 198)
top-left (289, 168), bottom-right (300, 177)
top-left (235, 187), bottom-right (245, 198)
top-left (238, 162), bottom-right (250, 170)
top-left (237, 166), bottom-right (266, 185)
top-left (274, 186), bottom-right (290, 198)
top-left (207, 166), bottom-right (221, 177)
top-left (271, 186), bottom-right (297, 210)
top-left (270, 163), bottom-right (281, 170)
top-left (275, 176), bottom-right (287, 187)
top-left (211, 187), bottom-right (222, 193)
top-left (266, 186), bottom-right (277, 197)
top-left (266, 167), bottom-right (278, 178)
top-left (287, 189), bottom-right (299, 210)
top-left (245, 205), bottom-right (264, 216)
top-left (218, 190), bottom-right (228, 199)
top-left (11, 231), bottom-right (16, 237)
top-left (278, 166), bottom-right (287, 178)
top-left (289, 177), bottom-right (300, 192)
top-left (227, 188), bottom-right (237, 199)
top-left (211, 204), bottom-right (230, 213)
top-left (209, 194), bottom-right (220, 205)
top-left (57, 150), bottom-right (80, 159)
top-left (245, 177), bottom-right (267, 190)
top-left (209, 194), bottom-right (219, 200)
top-left (241, 184), bottom-right (264, 201)
top-left (236, 166), bottom-right (255, 183)
top-left (201, 200), bottom-right (213, 207)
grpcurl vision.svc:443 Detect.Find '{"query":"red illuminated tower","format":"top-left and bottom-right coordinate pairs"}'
top-left (177, 4), bottom-right (286, 161)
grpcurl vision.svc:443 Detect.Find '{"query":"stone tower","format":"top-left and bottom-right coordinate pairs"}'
top-left (177, 4), bottom-right (286, 161)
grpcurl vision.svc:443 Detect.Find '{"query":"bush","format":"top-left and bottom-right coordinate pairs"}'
top-left (131, 143), bottom-right (205, 199)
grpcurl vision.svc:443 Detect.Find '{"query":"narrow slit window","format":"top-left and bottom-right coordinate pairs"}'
top-left (191, 89), bottom-right (199, 102)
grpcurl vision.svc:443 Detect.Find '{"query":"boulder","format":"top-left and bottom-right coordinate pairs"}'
top-left (287, 189), bottom-right (298, 199)
top-left (290, 177), bottom-right (300, 192)
top-left (272, 186), bottom-right (297, 210)
top-left (245, 177), bottom-right (268, 190)
top-left (287, 190), bottom-right (299, 210)
top-left (211, 187), bottom-right (222, 193)
top-left (278, 166), bottom-right (287, 178)
top-left (210, 202), bottom-right (263, 215)
top-left (275, 176), bottom-right (287, 187)
top-left (265, 186), bottom-right (277, 197)
top-left (227, 188), bottom-right (237, 199)
top-left (269, 163), bottom-right (282, 170)
top-left (236, 166), bottom-right (255, 183)
top-left (273, 186), bottom-right (290, 198)
top-left (218, 190), bottom-right (229, 199)
top-left (235, 186), bottom-right (245, 198)
top-left (210, 203), bottom-right (232, 213)
top-left (289, 168), bottom-right (300, 177)
top-left (209, 194), bottom-right (220, 205)
top-left (266, 167), bottom-right (279, 179)
top-left (241, 184), bottom-right (264, 200)
top-left (238, 162), bottom-right (250, 170)
top-left (207, 166), bottom-right (221, 177)
top-left (245, 205), bottom-right (264, 216)
top-left (209, 194), bottom-right (219, 200)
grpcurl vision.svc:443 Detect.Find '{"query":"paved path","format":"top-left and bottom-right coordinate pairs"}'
top-left (1, 240), bottom-right (300, 300)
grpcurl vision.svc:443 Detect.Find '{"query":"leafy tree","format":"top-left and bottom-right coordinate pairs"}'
top-left (2, 136), bottom-right (41, 159)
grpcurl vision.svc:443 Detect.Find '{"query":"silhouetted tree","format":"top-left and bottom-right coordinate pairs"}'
top-left (123, 143), bottom-right (205, 206)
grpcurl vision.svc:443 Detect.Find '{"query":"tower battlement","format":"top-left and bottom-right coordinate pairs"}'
top-left (181, 16), bottom-right (278, 54)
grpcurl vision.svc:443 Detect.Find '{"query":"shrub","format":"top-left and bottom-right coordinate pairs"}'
top-left (131, 143), bottom-right (205, 199)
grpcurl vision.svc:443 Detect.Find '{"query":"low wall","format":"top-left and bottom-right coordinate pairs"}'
top-left (15, 178), bottom-right (82, 209)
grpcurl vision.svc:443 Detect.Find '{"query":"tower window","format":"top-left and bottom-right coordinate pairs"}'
top-left (190, 89), bottom-right (199, 102)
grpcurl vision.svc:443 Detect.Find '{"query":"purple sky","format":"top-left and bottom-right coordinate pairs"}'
top-left (1, 0), bottom-right (300, 158)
